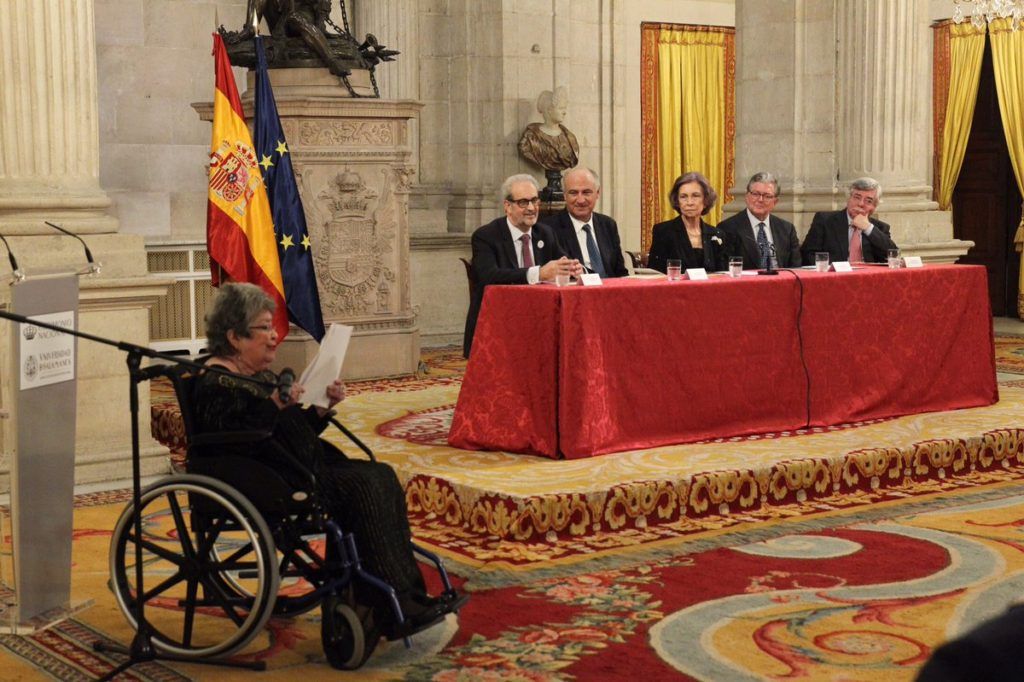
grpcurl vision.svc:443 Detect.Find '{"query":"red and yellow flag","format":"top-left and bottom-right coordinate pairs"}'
top-left (206, 33), bottom-right (288, 340)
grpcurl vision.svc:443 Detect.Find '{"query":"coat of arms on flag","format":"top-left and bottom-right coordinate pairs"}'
top-left (209, 140), bottom-right (260, 213)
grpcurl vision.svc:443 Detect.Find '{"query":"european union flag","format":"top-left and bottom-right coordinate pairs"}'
top-left (254, 36), bottom-right (325, 342)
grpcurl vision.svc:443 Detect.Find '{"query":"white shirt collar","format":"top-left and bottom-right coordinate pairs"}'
top-left (746, 209), bottom-right (770, 229)
top-left (507, 218), bottom-right (531, 241)
top-left (569, 213), bottom-right (594, 233)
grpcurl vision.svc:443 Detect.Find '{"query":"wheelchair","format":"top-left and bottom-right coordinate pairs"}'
top-left (107, 362), bottom-right (464, 670)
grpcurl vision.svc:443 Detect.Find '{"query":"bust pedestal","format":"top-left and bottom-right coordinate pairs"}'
top-left (196, 68), bottom-right (421, 379)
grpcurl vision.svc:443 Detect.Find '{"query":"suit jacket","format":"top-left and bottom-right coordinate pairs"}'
top-left (647, 216), bottom-right (732, 274)
top-left (463, 217), bottom-right (566, 357)
top-left (917, 604), bottom-right (1024, 681)
top-left (800, 209), bottom-right (897, 265)
top-left (543, 210), bottom-right (628, 278)
top-left (717, 210), bottom-right (802, 269)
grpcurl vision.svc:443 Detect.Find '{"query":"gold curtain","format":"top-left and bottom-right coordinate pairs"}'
top-left (937, 22), bottom-right (986, 210)
top-left (640, 24), bottom-right (734, 251)
top-left (989, 18), bottom-right (1024, 316)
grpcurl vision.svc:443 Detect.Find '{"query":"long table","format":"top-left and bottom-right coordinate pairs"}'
top-left (447, 264), bottom-right (998, 459)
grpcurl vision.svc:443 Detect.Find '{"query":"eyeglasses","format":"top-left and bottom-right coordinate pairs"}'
top-left (850, 192), bottom-right (877, 206)
top-left (507, 197), bottom-right (541, 208)
top-left (748, 191), bottom-right (777, 201)
top-left (248, 324), bottom-right (275, 334)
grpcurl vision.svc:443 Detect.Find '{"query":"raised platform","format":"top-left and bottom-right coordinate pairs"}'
top-left (325, 378), bottom-right (1024, 576)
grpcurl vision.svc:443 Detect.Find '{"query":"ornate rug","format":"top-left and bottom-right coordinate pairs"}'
top-left (8, 482), bottom-right (1024, 680)
top-left (994, 332), bottom-right (1024, 374)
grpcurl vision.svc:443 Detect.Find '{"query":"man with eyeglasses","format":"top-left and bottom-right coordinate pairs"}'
top-left (463, 174), bottom-right (582, 357)
top-left (542, 167), bottom-right (628, 279)
top-left (800, 177), bottom-right (898, 265)
top-left (718, 171), bottom-right (801, 270)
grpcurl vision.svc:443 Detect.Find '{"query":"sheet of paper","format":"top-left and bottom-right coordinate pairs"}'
top-left (298, 323), bottom-right (353, 408)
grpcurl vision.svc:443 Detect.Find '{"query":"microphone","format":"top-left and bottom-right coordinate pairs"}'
top-left (759, 242), bottom-right (779, 276)
top-left (278, 367), bottom-right (296, 404)
top-left (44, 221), bottom-right (101, 274)
top-left (0, 233), bottom-right (24, 282)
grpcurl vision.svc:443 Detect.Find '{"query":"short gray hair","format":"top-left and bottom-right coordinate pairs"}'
top-left (563, 166), bottom-right (601, 191)
top-left (205, 282), bottom-right (275, 357)
top-left (501, 174), bottom-right (540, 202)
top-left (669, 171), bottom-right (718, 215)
top-left (746, 171), bottom-right (780, 197)
top-left (849, 177), bottom-right (882, 200)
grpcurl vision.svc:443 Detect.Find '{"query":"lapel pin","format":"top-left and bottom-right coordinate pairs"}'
top-left (538, 240), bottom-right (544, 249)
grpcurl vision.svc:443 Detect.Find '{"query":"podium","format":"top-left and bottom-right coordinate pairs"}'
top-left (1, 269), bottom-right (92, 633)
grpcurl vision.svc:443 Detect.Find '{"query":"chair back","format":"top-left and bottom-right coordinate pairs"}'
top-left (459, 257), bottom-right (478, 299)
top-left (626, 250), bottom-right (649, 270)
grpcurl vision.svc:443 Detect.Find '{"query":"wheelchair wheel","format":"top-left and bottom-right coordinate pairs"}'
top-left (321, 589), bottom-right (378, 670)
top-left (211, 528), bottom-right (326, 617)
top-left (108, 474), bottom-right (280, 659)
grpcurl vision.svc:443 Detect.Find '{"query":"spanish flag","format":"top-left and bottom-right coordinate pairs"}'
top-left (206, 33), bottom-right (288, 340)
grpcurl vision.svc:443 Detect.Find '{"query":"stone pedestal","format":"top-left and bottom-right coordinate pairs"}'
top-left (196, 68), bottom-right (421, 379)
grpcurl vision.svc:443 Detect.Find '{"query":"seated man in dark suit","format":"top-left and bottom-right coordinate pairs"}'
top-left (463, 174), bottom-right (581, 357)
top-left (801, 177), bottom-right (898, 265)
top-left (717, 171), bottom-right (801, 270)
top-left (542, 167), bottom-right (628, 278)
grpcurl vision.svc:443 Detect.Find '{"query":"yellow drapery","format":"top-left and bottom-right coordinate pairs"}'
top-left (640, 24), bottom-right (734, 250)
top-left (937, 22), bottom-right (986, 210)
top-left (989, 18), bottom-right (1024, 316)
top-left (657, 29), bottom-right (728, 226)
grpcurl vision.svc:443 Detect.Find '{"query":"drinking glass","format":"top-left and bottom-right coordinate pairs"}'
top-left (555, 274), bottom-right (571, 287)
top-left (666, 259), bottom-right (682, 281)
top-left (887, 248), bottom-right (901, 269)
top-left (728, 256), bottom-right (743, 278)
top-left (815, 252), bottom-right (830, 273)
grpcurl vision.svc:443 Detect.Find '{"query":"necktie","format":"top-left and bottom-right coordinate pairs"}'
top-left (849, 227), bottom-right (863, 263)
top-left (520, 234), bottom-right (534, 268)
top-left (756, 222), bottom-right (769, 269)
top-left (582, 224), bottom-right (606, 277)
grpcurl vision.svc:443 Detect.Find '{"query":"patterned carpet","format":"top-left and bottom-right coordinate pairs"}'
top-left (5, 334), bottom-right (1020, 679)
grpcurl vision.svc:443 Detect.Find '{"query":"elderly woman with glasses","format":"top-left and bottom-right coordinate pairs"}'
top-left (194, 283), bottom-right (460, 647)
top-left (647, 171), bottom-right (733, 274)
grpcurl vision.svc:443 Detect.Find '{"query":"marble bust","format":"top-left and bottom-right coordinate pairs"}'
top-left (518, 87), bottom-right (580, 171)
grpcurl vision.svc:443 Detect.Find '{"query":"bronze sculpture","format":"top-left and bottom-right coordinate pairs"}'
top-left (518, 87), bottom-right (580, 201)
top-left (219, 0), bottom-right (398, 96)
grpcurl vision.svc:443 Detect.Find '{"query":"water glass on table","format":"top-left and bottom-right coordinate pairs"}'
top-left (666, 259), bottom-right (682, 281)
top-left (887, 249), bottom-right (901, 269)
top-left (555, 274), bottom-right (571, 286)
top-left (728, 256), bottom-right (743, 278)
top-left (815, 252), bottom-right (830, 273)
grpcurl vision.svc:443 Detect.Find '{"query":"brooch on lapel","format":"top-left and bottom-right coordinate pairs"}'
top-left (711, 235), bottom-right (723, 245)
top-left (537, 240), bottom-right (545, 249)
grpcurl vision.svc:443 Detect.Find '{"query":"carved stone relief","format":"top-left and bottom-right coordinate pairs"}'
top-left (301, 165), bottom-right (406, 318)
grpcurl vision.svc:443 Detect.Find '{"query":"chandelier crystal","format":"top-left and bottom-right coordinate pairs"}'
top-left (953, 0), bottom-right (1024, 30)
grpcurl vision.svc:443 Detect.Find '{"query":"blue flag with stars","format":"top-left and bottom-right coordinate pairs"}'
top-left (254, 36), bottom-right (325, 341)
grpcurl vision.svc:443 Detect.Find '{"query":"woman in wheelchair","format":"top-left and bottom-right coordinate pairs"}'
top-left (195, 283), bottom-right (463, 654)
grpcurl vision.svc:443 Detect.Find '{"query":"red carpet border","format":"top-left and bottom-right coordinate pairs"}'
top-left (404, 430), bottom-right (1024, 569)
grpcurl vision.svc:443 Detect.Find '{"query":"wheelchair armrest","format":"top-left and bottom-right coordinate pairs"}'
top-left (191, 430), bottom-right (273, 448)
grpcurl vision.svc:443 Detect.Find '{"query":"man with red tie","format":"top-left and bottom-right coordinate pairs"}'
top-left (463, 174), bottom-right (581, 357)
top-left (800, 177), bottom-right (898, 265)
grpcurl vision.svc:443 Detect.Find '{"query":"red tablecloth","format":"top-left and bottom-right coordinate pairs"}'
top-left (448, 265), bottom-right (998, 458)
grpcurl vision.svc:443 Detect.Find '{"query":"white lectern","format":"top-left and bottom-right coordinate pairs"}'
top-left (1, 269), bottom-right (92, 633)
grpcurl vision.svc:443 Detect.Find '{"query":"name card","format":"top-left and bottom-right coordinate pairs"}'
top-left (831, 261), bottom-right (853, 272)
top-left (685, 268), bottom-right (709, 281)
top-left (579, 273), bottom-right (603, 286)
top-left (903, 256), bottom-right (924, 268)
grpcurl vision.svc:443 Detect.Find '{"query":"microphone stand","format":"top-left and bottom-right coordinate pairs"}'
top-left (758, 243), bottom-right (779, 276)
top-left (0, 308), bottom-right (275, 679)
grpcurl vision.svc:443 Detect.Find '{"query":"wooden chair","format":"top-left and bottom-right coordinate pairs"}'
top-left (626, 250), bottom-right (649, 270)
top-left (459, 257), bottom-right (478, 298)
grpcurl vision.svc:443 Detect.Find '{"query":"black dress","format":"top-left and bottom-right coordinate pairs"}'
top-left (192, 369), bottom-right (425, 599)
top-left (647, 216), bottom-right (732, 273)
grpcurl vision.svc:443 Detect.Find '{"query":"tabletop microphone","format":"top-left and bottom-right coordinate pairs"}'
top-left (759, 242), bottom-right (779, 276)
top-left (0, 232), bottom-right (24, 282)
top-left (278, 367), bottom-right (296, 404)
top-left (44, 221), bottom-right (100, 274)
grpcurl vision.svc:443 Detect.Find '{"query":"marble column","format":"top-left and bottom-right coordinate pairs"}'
top-left (732, 0), bottom-right (970, 260)
top-left (352, 0), bottom-right (420, 101)
top-left (0, 0), bottom-right (169, 491)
